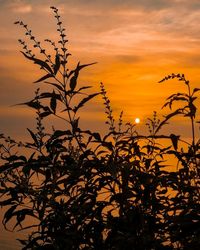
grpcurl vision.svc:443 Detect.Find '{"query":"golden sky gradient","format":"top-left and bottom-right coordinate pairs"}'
top-left (1, 0), bottom-right (200, 140)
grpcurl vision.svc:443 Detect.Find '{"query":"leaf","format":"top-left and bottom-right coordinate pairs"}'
top-left (50, 91), bottom-right (57, 113)
top-left (68, 62), bottom-right (97, 78)
top-left (0, 198), bottom-right (16, 206)
top-left (60, 107), bottom-right (72, 112)
top-left (73, 93), bottom-right (99, 113)
top-left (27, 128), bottom-right (38, 146)
top-left (13, 209), bottom-right (36, 230)
top-left (69, 75), bottom-right (78, 91)
top-left (188, 102), bottom-right (197, 118)
top-left (77, 86), bottom-right (92, 92)
top-left (22, 164), bottom-right (31, 176)
top-left (72, 118), bottom-right (79, 132)
top-left (0, 161), bottom-right (25, 174)
top-left (101, 141), bottom-right (113, 151)
top-left (40, 110), bottom-right (52, 118)
top-left (34, 73), bottom-right (53, 83)
top-left (162, 94), bottom-right (188, 110)
top-left (192, 88), bottom-right (200, 95)
top-left (17, 239), bottom-right (27, 246)
top-left (44, 81), bottom-right (64, 91)
top-left (166, 93), bottom-right (188, 101)
top-left (155, 109), bottom-right (183, 133)
top-left (110, 193), bottom-right (124, 203)
top-left (92, 132), bottom-right (101, 141)
top-left (28, 152), bottom-right (36, 162)
top-left (13, 213), bottom-right (25, 230)
top-left (52, 130), bottom-right (72, 139)
top-left (170, 134), bottom-right (180, 151)
top-left (69, 62), bottom-right (97, 91)
top-left (79, 149), bottom-right (92, 161)
top-left (6, 155), bottom-right (26, 162)
top-left (69, 62), bottom-right (80, 91)
top-left (53, 54), bottom-right (60, 75)
top-left (39, 92), bottom-right (62, 101)
top-left (21, 52), bottom-right (53, 74)
top-left (77, 62), bottom-right (97, 71)
top-left (15, 100), bottom-right (43, 110)
top-left (3, 205), bottom-right (18, 226)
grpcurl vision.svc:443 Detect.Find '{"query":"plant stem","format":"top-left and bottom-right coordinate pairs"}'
top-left (187, 82), bottom-right (195, 150)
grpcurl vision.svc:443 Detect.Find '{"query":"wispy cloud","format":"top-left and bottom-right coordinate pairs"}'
top-left (4, 0), bottom-right (32, 13)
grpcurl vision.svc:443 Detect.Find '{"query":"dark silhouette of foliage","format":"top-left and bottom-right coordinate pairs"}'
top-left (0, 6), bottom-right (200, 250)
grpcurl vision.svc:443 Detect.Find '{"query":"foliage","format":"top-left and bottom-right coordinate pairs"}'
top-left (0, 6), bottom-right (200, 250)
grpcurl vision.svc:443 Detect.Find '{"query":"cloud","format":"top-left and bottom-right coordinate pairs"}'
top-left (4, 0), bottom-right (32, 13)
top-left (115, 55), bottom-right (141, 63)
top-left (13, 4), bottom-right (32, 13)
top-left (55, 0), bottom-right (171, 12)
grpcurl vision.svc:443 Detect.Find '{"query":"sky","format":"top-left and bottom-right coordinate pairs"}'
top-left (1, 0), bottom-right (200, 140)
top-left (1, 1), bottom-right (200, 248)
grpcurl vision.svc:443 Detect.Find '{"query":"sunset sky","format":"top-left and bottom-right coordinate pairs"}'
top-left (1, 0), bottom-right (200, 140)
top-left (1, 1), bottom-right (200, 248)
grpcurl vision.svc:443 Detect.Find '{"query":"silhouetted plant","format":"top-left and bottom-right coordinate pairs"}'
top-left (0, 6), bottom-right (200, 250)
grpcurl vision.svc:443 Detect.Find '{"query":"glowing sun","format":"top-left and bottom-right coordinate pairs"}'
top-left (135, 118), bottom-right (140, 124)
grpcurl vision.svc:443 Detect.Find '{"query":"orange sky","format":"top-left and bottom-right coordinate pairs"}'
top-left (1, 0), bottom-right (200, 141)
top-left (1, 1), bottom-right (200, 248)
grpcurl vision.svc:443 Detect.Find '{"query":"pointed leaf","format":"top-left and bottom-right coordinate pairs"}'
top-left (77, 62), bottom-right (97, 71)
top-left (3, 205), bottom-right (18, 226)
top-left (21, 51), bottom-right (53, 74)
top-left (15, 100), bottom-right (43, 110)
top-left (40, 110), bottom-right (52, 118)
top-left (52, 130), bottom-right (72, 138)
top-left (70, 75), bottom-right (78, 91)
top-left (170, 134), bottom-right (180, 151)
top-left (34, 73), bottom-right (53, 83)
top-left (27, 128), bottom-right (38, 146)
top-left (92, 132), bottom-right (101, 141)
top-left (12, 209), bottom-right (36, 230)
top-left (39, 92), bottom-right (61, 99)
top-left (44, 81), bottom-right (64, 91)
top-left (77, 86), bottom-right (92, 92)
top-left (68, 62), bottom-right (97, 78)
top-left (72, 118), bottom-right (79, 133)
top-left (74, 93), bottom-right (99, 113)
top-left (155, 109), bottom-right (183, 133)
top-left (69, 62), bottom-right (97, 91)
top-left (192, 88), bottom-right (200, 95)
top-left (50, 91), bottom-right (57, 113)
top-left (53, 54), bottom-right (60, 75)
